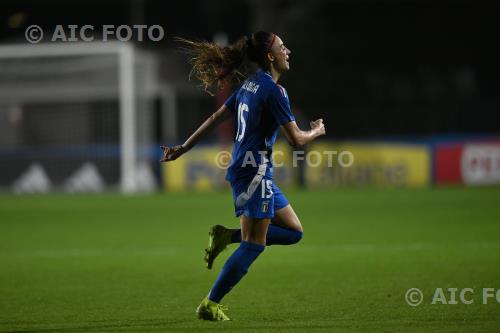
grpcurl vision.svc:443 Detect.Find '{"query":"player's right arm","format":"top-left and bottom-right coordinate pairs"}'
top-left (160, 104), bottom-right (232, 162)
top-left (281, 119), bottom-right (325, 148)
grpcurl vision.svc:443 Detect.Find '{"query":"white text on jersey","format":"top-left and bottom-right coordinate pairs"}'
top-left (242, 81), bottom-right (260, 94)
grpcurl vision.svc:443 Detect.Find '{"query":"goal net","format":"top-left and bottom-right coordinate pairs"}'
top-left (0, 42), bottom-right (173, 193)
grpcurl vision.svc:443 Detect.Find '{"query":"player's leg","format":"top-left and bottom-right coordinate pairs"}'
top-left (208, 215), bottom-right (268, 302)
top-left (204, 175), bottom-right (268, 269)
top-left (272, 203), bottom-right (303, 231)
top-left (268, 204), bottom-right (303, 243)
top-left (197, 215), bottom-right (268, 320)
top-left (227, 206), bottom-right (303, 244)
top-left (225, 184), bottom-right (303, 245)
top-left (204, 181), bottom-right (302, 269)
top-left (239, 214), bottom-right (270, 244)
top-left (271, 183), bottom-right (302, 231)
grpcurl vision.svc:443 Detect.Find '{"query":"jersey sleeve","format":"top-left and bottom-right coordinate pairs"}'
top-left (267, 85), bottom-right (296, 125)
top-left (223, 91), bottom-right (238, 113)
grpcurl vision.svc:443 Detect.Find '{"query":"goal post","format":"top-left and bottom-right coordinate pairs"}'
top-left (0, 42), bottom-right (174, 193)
top-left (117, 43), bottom-right (137, 192)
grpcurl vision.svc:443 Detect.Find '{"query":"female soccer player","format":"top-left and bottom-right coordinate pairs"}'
top-left (160, 31), bottom-right (325, 321)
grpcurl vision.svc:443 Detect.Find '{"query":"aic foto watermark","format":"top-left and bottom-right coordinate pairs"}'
top-left (25, 24), bottom-right (165, 44)
top-left (214, 150), bottom-right (354, 170)
top-left (405, 287), bottom-right (500, 307)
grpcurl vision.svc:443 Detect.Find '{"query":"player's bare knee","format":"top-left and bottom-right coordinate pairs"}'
top-left (246, 237), bottom-right (266, 246)
top-left (242, 233), bottom-right (267, 245)
top-left (296, 222), bottom-right (304, 233)
top-left (293, 217), bottom-right (304, 233)
top-left (292, 218), bottom-right (303, 243)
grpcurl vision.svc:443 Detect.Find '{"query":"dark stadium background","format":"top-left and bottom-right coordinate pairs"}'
top-left (2, 0), bottom-right (498, 141)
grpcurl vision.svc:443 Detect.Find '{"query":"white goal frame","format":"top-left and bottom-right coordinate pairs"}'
top-left (0, 42), bottom-right (146, 193)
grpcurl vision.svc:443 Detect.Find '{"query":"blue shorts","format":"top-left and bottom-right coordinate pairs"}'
top-left (230, 175), bottom-right (289, 219)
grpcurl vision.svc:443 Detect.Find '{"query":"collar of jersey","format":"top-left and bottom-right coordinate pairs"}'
top-left (259, 70), bottom-right (273, 80)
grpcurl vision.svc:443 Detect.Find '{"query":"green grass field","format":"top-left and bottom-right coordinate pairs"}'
top-left (1, 187), bottom-right (500, 332)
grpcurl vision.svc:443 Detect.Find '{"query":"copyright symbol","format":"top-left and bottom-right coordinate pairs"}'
top-left (25, 25), bottom-right (43, 44)
top-left (215, 151), bottom-right (232, 170)
top-left (405, 288), bottom-right (423, 307)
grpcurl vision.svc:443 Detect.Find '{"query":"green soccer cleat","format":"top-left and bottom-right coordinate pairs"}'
top-left (204, 225), bottom-right (234, 269)
top-left (196, 297), bottom-right (231, 321)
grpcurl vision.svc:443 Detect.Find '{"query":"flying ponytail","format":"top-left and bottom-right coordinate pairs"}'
top-left (177, 31), bottom-right (275, 95)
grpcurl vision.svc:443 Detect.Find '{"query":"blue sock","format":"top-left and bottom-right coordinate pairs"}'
top-left (230, 224), bottom-right (303, 245)
top-left (208, 241), bottom-right (264, 303)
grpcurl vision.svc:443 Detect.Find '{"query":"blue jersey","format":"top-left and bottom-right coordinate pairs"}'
top-left (224, 70), bottom-right (295, 182)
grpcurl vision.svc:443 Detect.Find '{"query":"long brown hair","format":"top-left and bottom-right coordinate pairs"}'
top-left (178, 31), bottom-right (275, 95)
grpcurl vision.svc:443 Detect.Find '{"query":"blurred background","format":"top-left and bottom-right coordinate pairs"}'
top-left (0, 0), bottom-right (499, 193)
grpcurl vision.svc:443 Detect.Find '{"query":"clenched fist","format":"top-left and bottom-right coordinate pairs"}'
top-left (310, 118), bottom-right (326, 136)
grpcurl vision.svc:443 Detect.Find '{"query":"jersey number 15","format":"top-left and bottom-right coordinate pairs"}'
top-left (235, 102), bottom-right (249, 142)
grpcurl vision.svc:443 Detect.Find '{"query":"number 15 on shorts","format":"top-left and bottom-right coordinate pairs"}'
top-left (261, 179), bottom-right (273, 199)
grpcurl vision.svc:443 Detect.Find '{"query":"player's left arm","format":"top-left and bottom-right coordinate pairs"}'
top-left (160, 105), bottom-right (232, 162)
top-left (280, 119), bottom-right (325, 148)
top-left (269, 85), bottom-right (325, 147)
